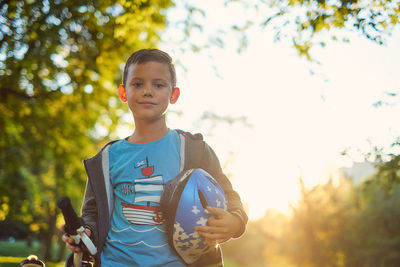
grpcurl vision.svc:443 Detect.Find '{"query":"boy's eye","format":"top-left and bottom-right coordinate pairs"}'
top-left (155, 83), bottom-right (166, 89)
top-left (132, 82), bottom-right (143, 88)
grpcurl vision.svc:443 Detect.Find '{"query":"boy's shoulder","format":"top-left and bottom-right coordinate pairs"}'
top-left (175, 129), bottom-right (204, 142)
top-left (84, 140), bottom-right (119, 163)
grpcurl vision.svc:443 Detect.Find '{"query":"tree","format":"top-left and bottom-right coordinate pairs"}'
top-left (0, 0), bottom-right (172, 260)
top-left (282, 177), bottom-right (356, 267)
top-left (224, 0), bottom-right (400, 60)
top-left (347, 183), bottom-right (400, 266)
top-left (222, 209), bottom-right (288, 266)
top-left (365, 154), bottom-right (400, 191)
top-left (339, 163), bottom-right (400, 267)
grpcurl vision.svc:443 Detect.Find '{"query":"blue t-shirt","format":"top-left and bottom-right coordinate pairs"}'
top-left (101, 130), bottom-right (185, 266)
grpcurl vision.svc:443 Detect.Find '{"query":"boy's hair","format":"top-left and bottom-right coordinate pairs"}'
top-left (123, 48), bottom-right (177, 88)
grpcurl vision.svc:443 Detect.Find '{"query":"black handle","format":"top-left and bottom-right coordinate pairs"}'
top-left (57, 197), bottom-right (82, 235)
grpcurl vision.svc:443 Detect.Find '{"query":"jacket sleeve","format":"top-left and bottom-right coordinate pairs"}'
top-left (200, 141), bottom-right (248, 238)
top-left (81, 177), bottom-right (99, 246)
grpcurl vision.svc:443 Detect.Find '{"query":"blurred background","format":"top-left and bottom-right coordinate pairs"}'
top-left (1, 0), bottom-right (400, 266)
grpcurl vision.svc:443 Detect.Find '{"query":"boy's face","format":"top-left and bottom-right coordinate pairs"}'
top-left (122, 61), bottom-right (179, 123)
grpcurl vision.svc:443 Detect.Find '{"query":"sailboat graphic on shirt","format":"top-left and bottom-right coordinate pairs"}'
top-left (121, 157), bottom-right (165, 225)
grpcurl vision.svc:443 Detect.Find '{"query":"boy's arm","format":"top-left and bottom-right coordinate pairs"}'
top-left (200, 142), bottom-right (248, 238)
top-left (81, 178), bottom-right (98, 245)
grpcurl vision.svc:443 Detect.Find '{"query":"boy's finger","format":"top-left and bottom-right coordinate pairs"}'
top-left (66, 243), bottom-right (82, 253)
top-left (85, 228), bottom-right (91, 237)
top-left (206, 206), bottom-right (221, 213)
top-left (61, 234), bottom-right (71, 243)
top-left (62, 234), bottom-right (78, 246)
top-left (195, 225), bottom-right (220, 233)
top-left (216, 237), bottom-right (230, 244)
top-left (207, 216), bottom-right (227, 226)
top-left (197, 230), bottom-right (226, 241)
top-left (206, 206), bottom-right (227, 216)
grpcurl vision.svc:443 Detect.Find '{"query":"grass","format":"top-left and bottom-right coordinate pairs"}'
top-left (0, 240), bottom-right (243, 267)
top-left (0, 240), bottom-right (40, 257)
top-left (0, 240), bottom-right (64, 266)
top-left (0, 256), bottom-right (64, 267)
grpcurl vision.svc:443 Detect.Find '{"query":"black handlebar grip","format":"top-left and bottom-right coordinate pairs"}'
top-left (57, 197), bottom-right (82, 235)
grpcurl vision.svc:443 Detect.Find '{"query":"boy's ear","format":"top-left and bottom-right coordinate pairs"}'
top-left (118, 84), bottom-right (127, 102)
top-left (170, 87), bottom-right (180, 104)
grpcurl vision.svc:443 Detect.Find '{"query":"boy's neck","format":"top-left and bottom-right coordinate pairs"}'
top-left (127, 119), bottom-right (169, 143)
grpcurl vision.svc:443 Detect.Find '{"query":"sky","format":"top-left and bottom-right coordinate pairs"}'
top-left (157, 1), bottom-right (400, 220)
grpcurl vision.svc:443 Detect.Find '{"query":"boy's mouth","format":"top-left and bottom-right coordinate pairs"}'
top-left (138, 101), bottom-right (156, 106)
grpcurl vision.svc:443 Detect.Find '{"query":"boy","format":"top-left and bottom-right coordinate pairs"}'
top-left (62, 49), bottom-right (247, 266)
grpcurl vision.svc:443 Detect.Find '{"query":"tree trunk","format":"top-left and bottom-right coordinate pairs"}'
top-left (43, 208), bottom-right (57, 262)
top-left (26, 234), bottom-right (33, 248)
top-left (56, 231), bottom-right (67, 262)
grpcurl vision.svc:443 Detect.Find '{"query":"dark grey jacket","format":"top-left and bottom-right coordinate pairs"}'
top-left (80, 130), bottom-right (248, 266)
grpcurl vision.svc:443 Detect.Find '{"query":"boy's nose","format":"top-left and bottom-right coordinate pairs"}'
top-left (143, 85), bottom-right (153, 96)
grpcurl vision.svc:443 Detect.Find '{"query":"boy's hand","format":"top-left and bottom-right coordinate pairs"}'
top-left (60, 225), bottom-right (92, 253)
top-left (194, 206), bottom-right (242, 244)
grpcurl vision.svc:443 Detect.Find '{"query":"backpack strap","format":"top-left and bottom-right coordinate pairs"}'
top-left (176, 129), bottom-right (204, 170)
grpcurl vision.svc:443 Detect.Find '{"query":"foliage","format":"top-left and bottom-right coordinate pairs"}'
top-left (280, 177), bottom-right (356, 267)
top-left (277, 167), bottom-right (400, 267)
top-left (222, 209), bottom-right (288, 266)
top-left (225, 0), bottom-right (400, 59)
top-left (224, 159), bottom-right (400, 267)
top-left (346, 183), bottom-right (400, 266)
top-left (348, 153), bottom-right (400, 265)
top-left (1, 0), bottom-right (399, 264)
top-left (0, 0), bottom-right (172, 261)
top-left (365, 154), bottom-right (400, 191)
